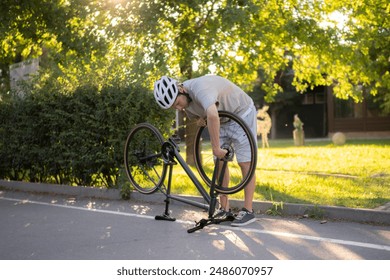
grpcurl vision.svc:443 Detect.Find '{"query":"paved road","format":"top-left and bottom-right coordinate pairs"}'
top-left (0, 190), bottom-right (389, 260)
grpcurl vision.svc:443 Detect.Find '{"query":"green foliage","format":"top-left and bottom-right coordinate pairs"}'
top-left (164, 139), bottom-right (390, 209)
top-left (0, 0), bottom-right (389, 192)
top-left (266, 201), bottom-right (284, 216)
top-left (265, 190), bottom-right (284, 216)
top-left (2, 0), bottom-right (390, 111)
top-left (0, 82), bottom-right (174, 188)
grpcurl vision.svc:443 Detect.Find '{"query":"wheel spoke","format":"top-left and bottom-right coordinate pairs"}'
top-left (124, 123), bottom-right (167, 194)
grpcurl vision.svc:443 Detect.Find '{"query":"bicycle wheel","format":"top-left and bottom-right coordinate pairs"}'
top-left (194, 111), bottom-right (257, 194)
top-left (124, 123), bottom-right (167, 194)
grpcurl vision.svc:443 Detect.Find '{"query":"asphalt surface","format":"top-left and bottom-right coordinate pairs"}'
top-left (0, 188), bottom-right (389, 260)
top-left (1, 179), bottom-right (389, 225)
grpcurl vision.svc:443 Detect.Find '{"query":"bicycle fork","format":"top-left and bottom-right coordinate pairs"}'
top-left (208, 158), bottom-right (228, 218)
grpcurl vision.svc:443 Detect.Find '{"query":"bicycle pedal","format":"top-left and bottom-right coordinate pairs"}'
top-left (195, 218), bottom-right (208, 226)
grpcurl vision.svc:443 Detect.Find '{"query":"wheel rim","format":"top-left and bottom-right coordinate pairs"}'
top-left (194, 111), bottom-right (257, 194)
top-left (124, 124), bottom-right (166, 194)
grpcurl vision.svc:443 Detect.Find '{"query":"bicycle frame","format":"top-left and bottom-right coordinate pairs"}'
top-left (125, 110), bottom-right (257, 232)
top-left (155, 135), bottom-right (231, 227)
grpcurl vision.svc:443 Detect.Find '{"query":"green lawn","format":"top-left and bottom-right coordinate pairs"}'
top-left (171, 138), bottom-right (390, 209)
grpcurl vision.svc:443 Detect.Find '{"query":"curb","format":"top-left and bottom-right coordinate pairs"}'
top-left (0, 179), bottom-right (121, 200)
top-left (1, 179), bottom-right (389, 225)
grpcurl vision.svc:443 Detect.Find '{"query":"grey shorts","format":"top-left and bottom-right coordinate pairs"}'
top-left (220, 105), bottom-right (258, 163)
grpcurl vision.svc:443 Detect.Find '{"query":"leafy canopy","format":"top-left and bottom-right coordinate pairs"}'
top-left (0, 0), bottom-right (389, 111)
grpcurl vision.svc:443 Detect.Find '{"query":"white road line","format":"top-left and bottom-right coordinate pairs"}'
top-left (1, 196), bottom-right (389, 252)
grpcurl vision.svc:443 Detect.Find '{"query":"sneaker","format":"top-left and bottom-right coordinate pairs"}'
top-left (213, 208), bottom-right (235, 221)
top-left (231, 208), bottom-right (256, 227)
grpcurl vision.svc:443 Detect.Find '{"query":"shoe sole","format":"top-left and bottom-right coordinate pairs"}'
top-left (231, 217), bottom-right (256, 227)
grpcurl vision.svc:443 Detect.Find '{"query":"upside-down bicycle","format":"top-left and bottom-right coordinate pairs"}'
top-left (124, 111), bottom-right (257, 233)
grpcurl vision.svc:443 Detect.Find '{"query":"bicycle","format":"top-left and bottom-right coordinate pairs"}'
top-left (124, 111), bottom-right (257, 233)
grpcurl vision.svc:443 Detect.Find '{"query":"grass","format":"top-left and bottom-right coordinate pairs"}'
top-left (169, 138), bottom-right (390, 209)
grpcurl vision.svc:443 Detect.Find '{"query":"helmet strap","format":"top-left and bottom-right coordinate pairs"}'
top-left (179, 92), bottom-right (192, 103)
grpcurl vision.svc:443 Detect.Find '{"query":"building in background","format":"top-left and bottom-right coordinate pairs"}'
top-left (9, 57), bottom-right (39, 95)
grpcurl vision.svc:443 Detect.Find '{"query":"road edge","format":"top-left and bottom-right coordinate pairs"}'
top-left (1, 179), bottom-right (389, 225)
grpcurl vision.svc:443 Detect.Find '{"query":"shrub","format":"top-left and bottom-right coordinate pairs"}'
top-left (0, 82), bottom-right (174, 188)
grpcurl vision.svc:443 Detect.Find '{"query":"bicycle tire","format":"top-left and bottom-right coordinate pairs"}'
top-left (124, 123), bottom-right (167, 194)
top-left (193, 111), bottom-right (257, 194)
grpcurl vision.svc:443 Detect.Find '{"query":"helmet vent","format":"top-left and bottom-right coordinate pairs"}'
top-left (153, 76), bottom-right (179, 109)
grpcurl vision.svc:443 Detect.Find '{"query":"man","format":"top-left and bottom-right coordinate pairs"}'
top-left (153, 75), bottom-right (257, 226)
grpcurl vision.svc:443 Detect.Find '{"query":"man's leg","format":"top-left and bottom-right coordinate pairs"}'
top-left (239, 161), bottom-right (255, 211)
top-left (230, 161), bottom-right (256, 226)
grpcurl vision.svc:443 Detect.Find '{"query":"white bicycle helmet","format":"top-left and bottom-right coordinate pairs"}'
top-left (154, 76), bottom-right (179, 109)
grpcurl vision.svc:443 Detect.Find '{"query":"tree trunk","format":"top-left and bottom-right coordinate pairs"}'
top-left (185, 117), bottom-right (197, 166)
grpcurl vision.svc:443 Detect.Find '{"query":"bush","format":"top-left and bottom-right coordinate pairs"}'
top-left (0, 82), bottom-right (174, 188)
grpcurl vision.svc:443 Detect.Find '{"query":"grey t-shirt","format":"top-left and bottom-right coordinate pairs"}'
top-left (182, 75), bottom-right (253, 119)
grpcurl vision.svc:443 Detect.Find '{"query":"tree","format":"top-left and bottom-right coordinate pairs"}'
top-left (1, 0), bottom-right (389, 168)
top-left (287, 0), bottom-right (389, 107)
top-left (0, 0), bottom-right (112, 92)
top-left (2, 0), bottom-right (388, 105)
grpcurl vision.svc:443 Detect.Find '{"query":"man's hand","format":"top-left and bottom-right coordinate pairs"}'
top-left (213, 147), bottom-right (228, 159)
top-left (196, 118), bottom-right (206, 127)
